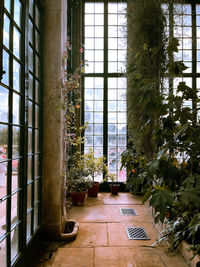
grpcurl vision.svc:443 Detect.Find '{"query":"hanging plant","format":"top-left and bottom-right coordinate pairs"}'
top-left (127, 0), bottom-right (167, 160)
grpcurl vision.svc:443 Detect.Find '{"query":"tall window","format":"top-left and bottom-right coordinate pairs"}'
top-left (163, 3), bottom-right (200, 116)
top-left (0, 0), bottom-right (43, 266)
top-left (83, 1), bottom-right (127, 182)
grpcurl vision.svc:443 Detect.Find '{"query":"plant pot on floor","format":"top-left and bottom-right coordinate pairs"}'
top-left (60, 220), bottom-right (79, 241)
top-left (110, 184), bottom-right (120, 195)
top-left (70, 191), bottom-right (87, 205)
top-left (88, 182), bottom-right (100, 197)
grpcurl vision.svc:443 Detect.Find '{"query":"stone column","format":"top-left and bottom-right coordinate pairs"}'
top-left (42, 0), bottom-right (67, 239)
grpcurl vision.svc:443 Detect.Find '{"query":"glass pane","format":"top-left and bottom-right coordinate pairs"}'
top-left (94, 136), bottom-right (103, 146)
top-left (95, 26), bottom-right (104, 37)
top-left (11, 193), bottom-right (19, 227)
top-left (85, 26), bottom-right (95, 38)
top-left (95, 3), bottom-right (104, 13)
top-left (85, 136), bottom-right (93, 146)
top-left (35, 129), bottom-right (39, 152)
top-left (35, 56), bottom-right (40, 78)
top-left (13, 93), bottom-right (20, 124)
top-left (108, 113), bottom-right (117, 123)
top-left (94, 113), bottom-right (103, 123)
top-left (12, 159), bottom-right (19, 192)
top-left (13, 27), bottom-right (21, 59)
top-left (5, 0), bottom-right (11, 12)
top-left (29, 74), bottom-right (33, 99)
top-left (28, 129), bottom-right (32, 154)
top-left (29, 0), bottom-right (34, 17)
top-left (85, 89), bottom-right (93, 100)
top-left (28, 101), bottom-right (33, 126)
top-left (94, 14), bottom-right (104, 25)
top-left (108, 3), bottom-right (118, 13)
top-left (35, 31), bottom-right (40, 52)
top-left (35, 81), bottom-right (40, 103)
top-left (29, 47), bottom-right (33, 72)
top-left (36, 6), bottom-right (40, 28)
top-left (27, 183), bottom-right (32, 210)
top-left (0, 201), bottom-right (6, 238)
top-left (94, 124), bottom-right (103, 134)
top-left (95, 89), bottom-right (103, 100)
top-left (85, 14), bottom-right (94, 25)
top-left (29, 20), bottom-right (33, 44)
top-left (0, 86), bottom-right (9, 123)
top-left (2, 50), bottom-right (9, 86)
top-left (0, 162), bottom-right (7, 198)
top-left (13, 127), bottom-right (20, 157)
top-left (0, 238), bottom-right (7, 267)
top-left (26, 212), bottom-right (31, 240)
top-left (108, 15), bottom-right (118, 25)
top-left (3, 15), bottom-right (10, 48)
top-left (11, 226), bottom-right (19, 261)
top-left (35, 155), bottom-right (39, 177)
top-left (34, 205), bottom-right (38, 231)
top-left (85, 101), bottom-right (93, 111)
top-left (13, 60), bottom-right (21, 92)
top-left (0, 126), bottom-right (8, 160)
top-left (35, 104), bottom-right (39, 128)
top-left (108, 124), bottom-right (117, 134)
top-left (85, 124), bottom-right (93, 134)
top-left (95, 38), bottom-right (103, 49)
top-left (28, 156), bottom-right (32, 181)
top-left (94, 101), bottom-right (103, 111)
top-left (95, 50), bottom-right (103, 61)
top-left (34, 180), bottom-right (39, 203)
top-left (14, 0), bottom-right (22, 27)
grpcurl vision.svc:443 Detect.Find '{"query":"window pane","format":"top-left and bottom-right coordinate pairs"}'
top-left (0, 162), bottom-right (7, 198)
top-left (3, 15), bottom-right (10, 48)
top-left (13, 27), bottom-right (21, 59)
top-left (11, 193), bottom-right (19, 227)
top-left (14, 0), bottom-right (22, 27)
top-left (11, 226), bottom-right (19, 261)
top-left (12, 159), bottom-right (19, 192)
top-left (13, 93), bottom-right (20, 124)
top-left (0, 238), bottom-right (7, 267)
top-left (13, 127), bottom-right (20, 157)
top-left (13, 60), bottom-right (21, 92)
top-left (26, 212), bottom-right (31, 240)
top-left (0, 87), bottom-right (9, 123)
top-left (2, 50), bottom-right (9, 86)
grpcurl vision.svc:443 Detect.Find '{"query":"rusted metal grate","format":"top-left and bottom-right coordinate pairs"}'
top-left (120, 208), bottom-right (137, 216)
top-left (126, 227), bottom-right (150, 240)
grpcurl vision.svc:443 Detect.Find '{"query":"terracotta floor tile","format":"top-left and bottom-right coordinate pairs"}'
top-left (52, 247), bottom-right (94, 267)
top-left (102, 193), bottom-right (143, 205)
top-left (70, 205), bottom-right (112, 223)
top-left (64, 223), bottom-right (108, 247)
top-left (38, 193), bottom-right (188, 267)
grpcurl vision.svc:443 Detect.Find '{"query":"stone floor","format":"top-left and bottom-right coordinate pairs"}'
top-left (36, 193), bottom-right (189, 267)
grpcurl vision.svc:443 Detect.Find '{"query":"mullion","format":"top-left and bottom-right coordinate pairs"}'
top-left (103, 1), bottom-right (108, 168)
top-left (0, 0), bottom-right (4, 82)
top-left (192, 3), bottom-right (197, 115)
top-left (6, 0), bottom-right (15, 264)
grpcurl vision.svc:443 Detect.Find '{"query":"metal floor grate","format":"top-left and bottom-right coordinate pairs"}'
top-left (120, 208), bottom-right (137, 216)
top-left (126, 227), bottom-right (150, 240)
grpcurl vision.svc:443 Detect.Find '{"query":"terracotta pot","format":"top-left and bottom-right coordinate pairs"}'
top-left (87, 182), bottom-right (100, 197)
top-left (110, 184), bottom-right (120, 195)
top-left (60, 220), bottom-right (79, 241)
top-left (70, 191), bottom-right (87, 205)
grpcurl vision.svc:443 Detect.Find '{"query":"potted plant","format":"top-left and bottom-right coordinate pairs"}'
top-left (104, 173), bottom-right (120, 195)
top-left (84, 148), bottom-right (105, 197)
top-left (66, 153), bottom-right (92, 205)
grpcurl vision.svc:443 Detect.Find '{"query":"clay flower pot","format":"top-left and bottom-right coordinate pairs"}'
top-left (70, 191), bottom-right (87, 205)
top-left (87, 182), bottom-right (100, 197)
top-left (110, 184), bottom-right (120, 195)
top-left (60, 220), bottom-right (79, 241)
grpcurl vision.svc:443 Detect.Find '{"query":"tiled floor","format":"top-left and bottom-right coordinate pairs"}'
top-left (38, 193), bottom-right (189, 267)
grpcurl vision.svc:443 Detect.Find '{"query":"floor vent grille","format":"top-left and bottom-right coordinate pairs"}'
top-left (126, 227), bottom-right (150, 240)
top-left (120, 208), bottom-right (137, 216)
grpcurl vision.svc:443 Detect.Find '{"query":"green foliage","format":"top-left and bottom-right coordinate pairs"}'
top-left (127, 0), bottom-right (166, 159)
